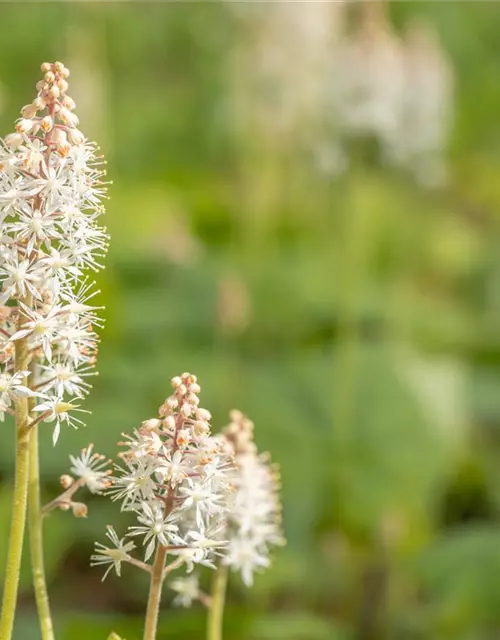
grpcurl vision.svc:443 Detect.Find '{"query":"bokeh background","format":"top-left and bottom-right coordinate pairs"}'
top-left (2, 1), bottom-right (500, 638)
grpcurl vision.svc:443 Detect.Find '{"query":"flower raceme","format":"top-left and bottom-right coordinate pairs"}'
top-left (220, 410), bottom-right (285, 587)
top-left (0, 61), bottom-right (108, 444)
top-left (91, 373), bottom-right (235, 580)
top-left (90, 373), bottom-right (285, 608)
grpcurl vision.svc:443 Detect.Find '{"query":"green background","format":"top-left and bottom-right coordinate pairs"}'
top-left (2, 2), bottom-right (500, 638)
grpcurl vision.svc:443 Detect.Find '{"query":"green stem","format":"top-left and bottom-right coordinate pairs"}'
top-left (28, 359), bottom-right (55, 640)
top-left (0, 333), bottom-right (31, 640)
top-left (207, 565), bottom-right (228, 640)
top-left (143, 545), bottom-right (167, 640)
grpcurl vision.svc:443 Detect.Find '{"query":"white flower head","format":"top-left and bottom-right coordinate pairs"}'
top-left (69, 443), bottom-right (111, 494)
top-left (91, 526), bottom-right (135, 581)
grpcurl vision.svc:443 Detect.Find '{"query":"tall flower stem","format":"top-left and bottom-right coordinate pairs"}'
top-left (143, 545), bottom-right (167, 640)
top-left (0, 322), bottom-right (31, 640)
top-left (28, 357), bottom-right (54, 640)
top-left (207, 565), bottom-right (228, 640)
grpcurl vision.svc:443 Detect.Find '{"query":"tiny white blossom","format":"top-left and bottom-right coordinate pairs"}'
top-left (169, 575), bottom-right (200, 607)
top-left (127, 502), bottom-right (179, 561)
top-left (69, 444), bottom-right (111, 494)
top-left (91, 526), bottom-right (135, 581)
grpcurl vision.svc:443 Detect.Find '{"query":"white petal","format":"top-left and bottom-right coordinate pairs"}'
top-left (144, 538), bottom-right (156, 562)
top-left (52, 421), bottom-right (61, 446)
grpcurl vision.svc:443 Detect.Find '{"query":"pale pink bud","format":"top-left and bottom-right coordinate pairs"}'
top-left (15, 119), bottom-right (33, 134)
top-left (187, 393), bottom-right (200, 406)
top-left (68, 129), bottom-right (84, 145)
top-left (41, 62), bottom-right (52, 73)
top-left (33, 97), bottom-right (46, 110)
top-left (196, 408), bottom-right (211, 422)
top-left (60, 474), bottom-right (74, 489)
top-left (57, 79), bottom-right (69, 93)
top-left (60, 107), bottom-right (79, 126)
top-left (163, 415), bottom-right (176, 431)
top-left (40, 115), bottom-right (53, 132)
top-left (50, 127), bottom-right (67, 145)
top-left (21, 103), bottom-right (38, 119)
top-left (45, 71), bottom-right (55, 83)
top-left (171, 376), bottom-right (182, 388)
top-left (193, 420), bottom-right (210, 437)
top-left (62, 95), bottom-right (76, 110)
top-left (158, 403), bottom-right (170, 417)
top-left (5, 133), bottom-right (24, 149)
top-left (165, 396), bottom-right (178, 411)
top-left (71, 502), bottom-right (88, 518)
top-left (176, 429), bottom-right (191, 447)
top-left (189, 383), bottom-right (201, 394)
top-left (181, 403), bottom-right (193, 418)
top-left (48, 85), bottom-right (60, 99)
top-left (142, 418), bottom-right (161, 430)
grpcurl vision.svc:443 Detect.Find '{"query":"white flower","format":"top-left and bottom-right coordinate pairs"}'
top-left (0, 369), bottom-right (34, 399)
top-left (38, 361), bottom-right (94, 398)
top-left (156, 450), bottom-right (191, 486)
top-left (220, 411), bottom-right (284, 586)
top-left (224, 537), bottom-right (270, 587)
top-left (91, 526), bottom-right (135, 581)
top-left (169, 575), bottom-right (200, 607)
top-left (109, 458), bottom-right (158, 508)
top-left (69, 444), bottom-right (111, 494)
top-left (127, 502), bottom-right (179, 561)
top-left (179, 479), bottom-right (227, 530)
top-left (33, 396), bottom-right (89, 445)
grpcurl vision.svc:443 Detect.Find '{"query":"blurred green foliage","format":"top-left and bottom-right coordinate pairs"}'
top-left (1, 1), bottom-right (500, 639)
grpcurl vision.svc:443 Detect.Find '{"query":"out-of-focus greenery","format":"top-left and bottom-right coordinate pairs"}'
top-left (1, 2), bottom-right (500, 639)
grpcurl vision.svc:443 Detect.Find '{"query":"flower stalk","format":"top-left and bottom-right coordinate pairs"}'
top-left (207, 565), bottom-right (228, 640)
top-left (0, 317), bottom-right (31, 640)
top-left (28, 358), bottom-right (54, 640)
top-left (143, 545), bottom-right (168, 640)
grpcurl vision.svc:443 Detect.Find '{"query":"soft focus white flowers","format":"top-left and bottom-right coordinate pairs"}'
top-left (90, 376), bottom-right (285, 602)
top-left (0, 61), bottom-right (108, 443)
top-left (219, 410), bottom-right (284, 587)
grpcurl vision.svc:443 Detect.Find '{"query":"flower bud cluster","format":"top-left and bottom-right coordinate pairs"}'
top-left (0, 62), bottom-right (108, 443)
top-left (91, 373), bottom-right (235, 580)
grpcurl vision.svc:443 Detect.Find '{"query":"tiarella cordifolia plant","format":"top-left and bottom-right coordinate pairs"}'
top-left (91, 373), bottom-right (235, 640)
top-left (0, 61), bottom-right (108, 640)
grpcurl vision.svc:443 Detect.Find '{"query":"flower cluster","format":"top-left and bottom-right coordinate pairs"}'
top-left (0, 61), bottom-right (108, 443)
top-left (330, 6), bottom-right (453, 186)
top-left (91, 373), bottom-right (235, 580)
top-left (42, 444), bottom-right (112, 520)
top-left (220, 410), bottom-right (284, 587)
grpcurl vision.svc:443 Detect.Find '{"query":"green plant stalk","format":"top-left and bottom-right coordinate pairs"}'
top-left (28, 358), bottom-right (55, 640)
top-left (207, 565), bottom-right (228, 640)
top-left (0, 333), bottom-right (31, 640)
top-left (143, 545), bottom-right (167, 640)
